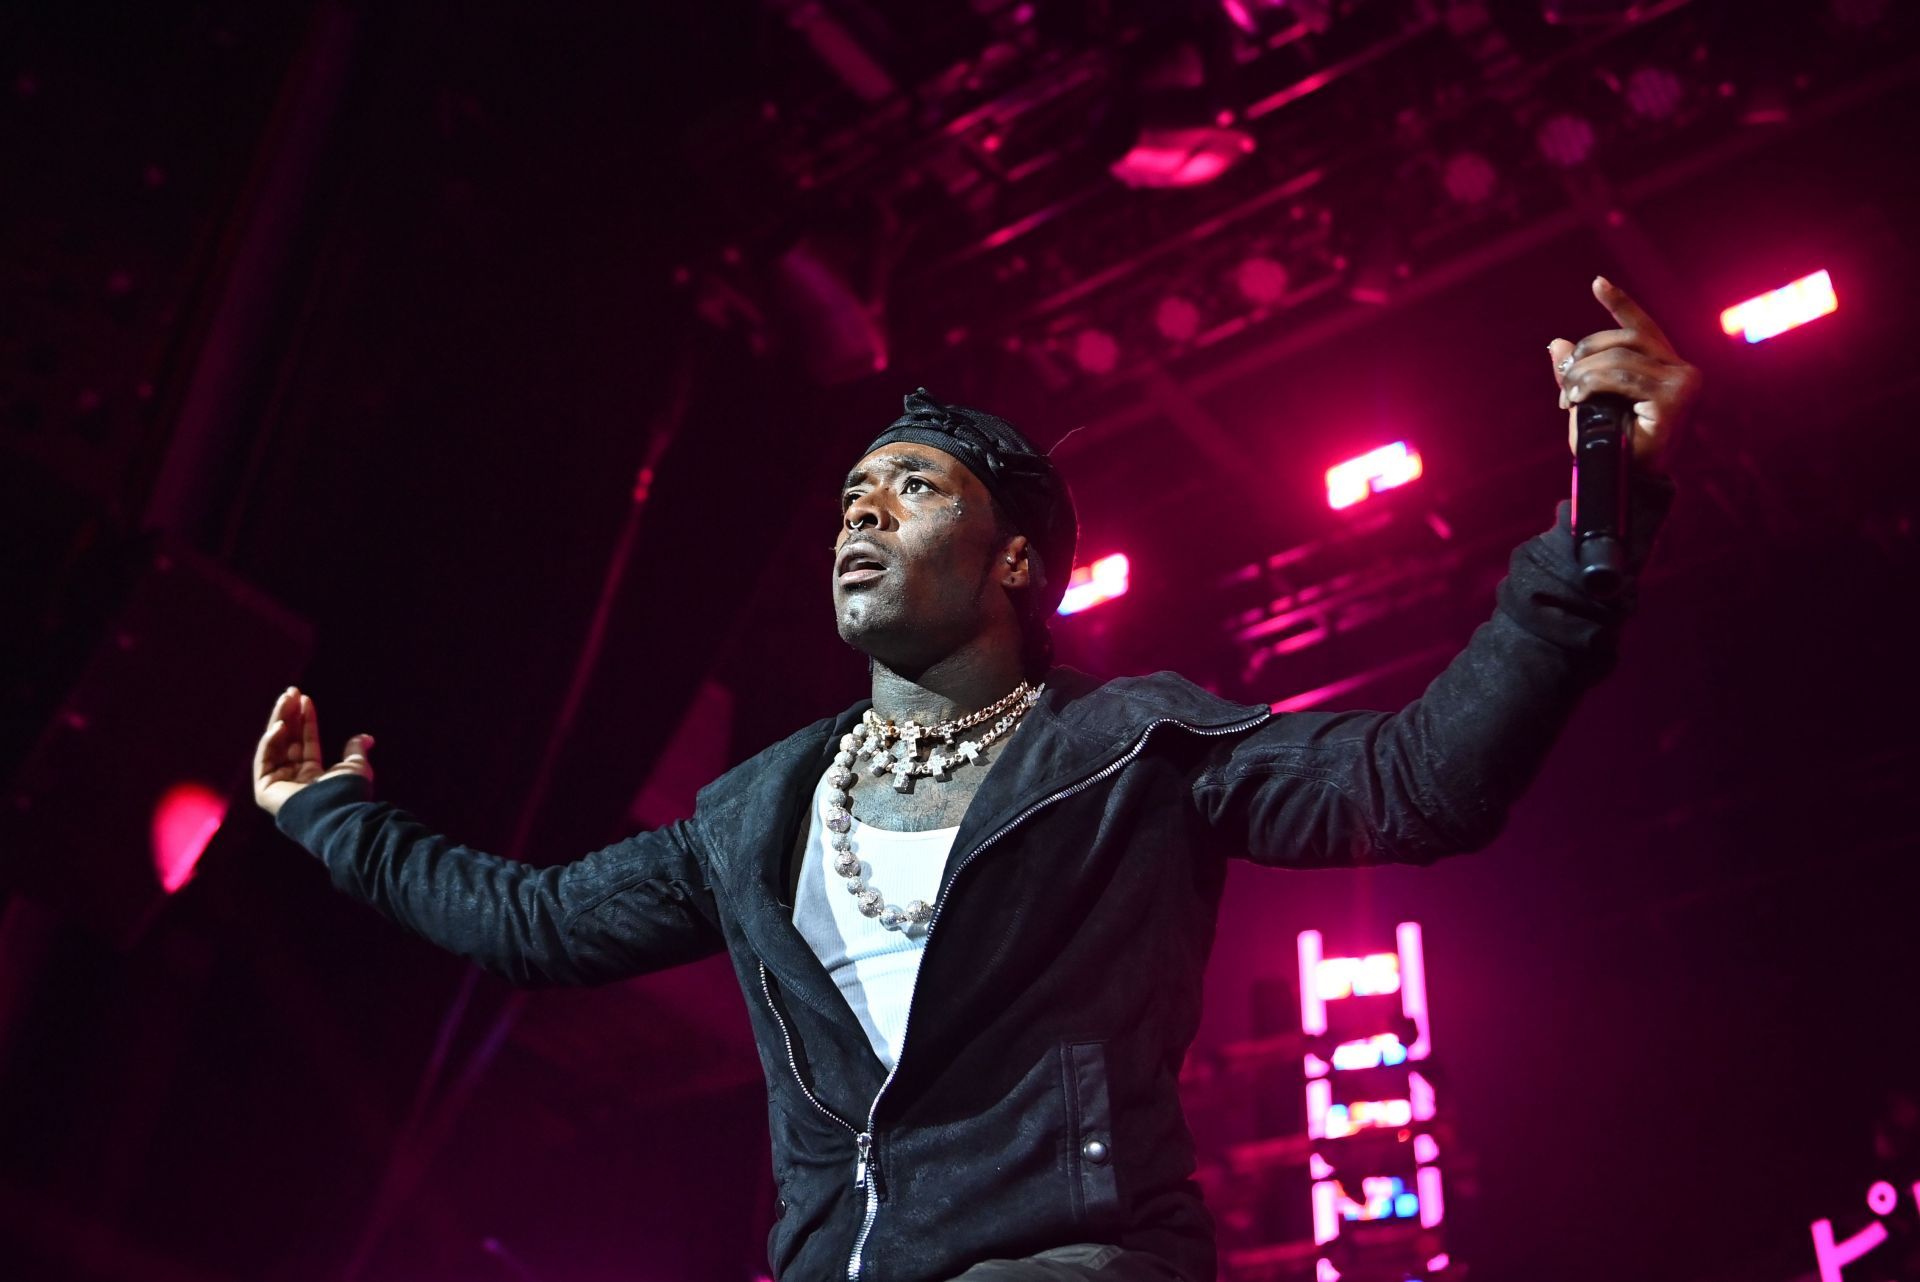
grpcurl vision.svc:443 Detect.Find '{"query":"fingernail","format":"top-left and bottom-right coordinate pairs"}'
top-left (1594, 275), bottom-right (1610, 289)
top-left (1569, 386), bottom-right (1587, 402)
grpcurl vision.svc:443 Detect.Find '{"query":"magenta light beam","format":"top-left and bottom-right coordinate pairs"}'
top-left (151, 781), bottom-right (227, 893)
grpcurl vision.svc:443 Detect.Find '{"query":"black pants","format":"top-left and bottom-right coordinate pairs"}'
top-left (946, 1244), bottom-right (1185, 1281)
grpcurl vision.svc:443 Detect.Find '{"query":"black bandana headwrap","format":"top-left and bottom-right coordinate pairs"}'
top-left (861, 387), bottom-right (1080, 629)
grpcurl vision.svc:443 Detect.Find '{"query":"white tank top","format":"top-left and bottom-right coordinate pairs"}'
top-left (790, 766), bottom-right (959, 1071)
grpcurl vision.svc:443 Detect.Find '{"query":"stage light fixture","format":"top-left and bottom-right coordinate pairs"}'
top-left (1326, 442), bottom-right (1422, 510)
top-left (1300, 924), bottom-right (1445, 1280)
top-left (1624, 66), bottom-right (1685, 120)
top-left (1441, 151), bottom-right (1498, 205)
top-left (1222, 0), bottom-right (1333, 36)
top-left (1234, 256), bottom-right (1290, 307)
top-left (1535, 113), bottom-right (1596, 167)
top-left (1111, 127), bottom-right (1255, 189)
top-left (1058, 553), bottom-right (1130, 616)
top-left (1719, 269), bottom-right (1837, 342)
top-left (1071, 328), bottom-right (1120, 374)
top-left (1155, 295), bottom-right (1202, 342)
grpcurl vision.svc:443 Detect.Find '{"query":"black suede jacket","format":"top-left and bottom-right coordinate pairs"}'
top-left (275, 492), bottom-right (1667, 1282)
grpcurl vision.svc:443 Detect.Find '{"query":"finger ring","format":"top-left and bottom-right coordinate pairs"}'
top-left (1557, 356), bottom-right (1574, 374)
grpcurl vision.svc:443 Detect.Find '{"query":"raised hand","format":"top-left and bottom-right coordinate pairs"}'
top-left (1549, 276), bottom-right (1702, 474)
top-left (252, 686), bottom-right (374, 817)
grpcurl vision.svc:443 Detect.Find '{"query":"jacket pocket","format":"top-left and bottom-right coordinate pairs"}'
top-left (1063, 1040), bottom-right (1122, 1227)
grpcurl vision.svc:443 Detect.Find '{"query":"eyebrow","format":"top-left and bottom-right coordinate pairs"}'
top-left (842, 452), bottom-right (947, 492)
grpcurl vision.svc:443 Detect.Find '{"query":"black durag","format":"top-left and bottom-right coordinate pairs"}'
top-left (860, 388), bottom-right (1079, 670)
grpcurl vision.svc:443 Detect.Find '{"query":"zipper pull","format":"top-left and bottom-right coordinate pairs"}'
top-left (854, 1132), bottom-right (873, 1190)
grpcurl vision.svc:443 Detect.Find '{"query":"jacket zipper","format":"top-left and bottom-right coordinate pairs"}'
top-left (766, 711), bottom-right (1272, 1282)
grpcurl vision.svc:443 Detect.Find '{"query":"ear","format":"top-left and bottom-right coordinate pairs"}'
top-left (999, 534), bottom-right (1033, 590)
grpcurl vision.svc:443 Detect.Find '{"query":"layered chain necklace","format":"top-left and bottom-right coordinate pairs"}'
top-left (823, 680), bottom-right (1045, 931)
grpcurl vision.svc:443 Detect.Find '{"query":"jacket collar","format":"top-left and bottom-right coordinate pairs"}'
top-left (699, 667), bottom-right (1270, 1061)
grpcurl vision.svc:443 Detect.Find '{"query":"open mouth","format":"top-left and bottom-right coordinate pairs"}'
top-left (837, 544), bottom-right (888, 586)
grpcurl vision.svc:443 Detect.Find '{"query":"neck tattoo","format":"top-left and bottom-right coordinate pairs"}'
top-left (822, 680), bottom-right (1044, 932)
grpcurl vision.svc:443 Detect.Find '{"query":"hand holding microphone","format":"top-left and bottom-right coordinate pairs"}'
top-left (1549, 276), bottom-right (1703, 593)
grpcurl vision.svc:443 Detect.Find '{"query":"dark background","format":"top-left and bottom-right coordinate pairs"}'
top-left (3, 2), bottom-right (1918, 1280)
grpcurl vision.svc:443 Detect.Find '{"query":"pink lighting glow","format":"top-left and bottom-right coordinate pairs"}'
top-left (1057, 553), bottom-right (1131, 616)
top-left (1312, 1181), bottom-right (1339, 1245)
top-left (1719, 269), bottom-right (1838, 342)
top-left (1316, 951), bottom-right (1401, 999)
top-left (1298, 930), bottom-right (1328, 1035)
top-left (1337, 1176), bottom-right (1420, 1222)
top-left (150, 781), bottom-right (227, 893)
top-left (1326, 442), bottom-right (1422, 510)
top-left (1397, 921), bottom-right (1432, 1060)
top-left (1409, 1071), bottom-right (1436, 1122)
top-left (1417, 1166), bottom-right (1446, 1228)
top-left (1330, 1033), bottom-right (1408, 1071)
top-left (1304, 922), bottom-right (1442, 1277)
top-left (1536, 113), bottom-right (1596, 167)
top-left (1813, 1216), bottom-right (1890, 1282)
top-left (1325, 1098), bottom-right (1414, 1138)
top-left (1109, 127), bottom-right (1254, 189)
top-left (1307, 1078), bottom-right (1332, 1139)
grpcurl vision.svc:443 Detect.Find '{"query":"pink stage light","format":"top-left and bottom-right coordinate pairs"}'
top-left (1307, 1078), bottom-right (1332, 1139)
top-left (1057, 553), bottom-right (1131, 616)
top-left (1325, 1098), bottom-right (1414, 1139)
top-left (1338, 1176), bottom-right (1420, 1222)
top-left (1312, 1181), bottom-right (1339, 1245)
top-left (1417, 1166), bottom-right (1446, 1228)
top-left (1110, 127), bottom-right (1254, 189)
top-left (1326, 442), bottom-right (1422, 510)
top-left (1409, 1071), bottom-right (1436, 1122)
top-left (150, 781), bottom-right (227, 893)
top-left (1320, 951), bottom-right (1400, 998)
top-left (1330, 1032), bottom-right (1408, 1071)
top-left (1397, 921), bottom-right (1432, 1061)
top-left (1719, 270), bottom-right (1837, 343)
top-left (1298, 930), bottom-right (1328, 1035)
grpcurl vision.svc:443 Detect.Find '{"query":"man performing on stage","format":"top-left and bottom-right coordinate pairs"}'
top-left (254, 276), bottom-right (1698, 1281)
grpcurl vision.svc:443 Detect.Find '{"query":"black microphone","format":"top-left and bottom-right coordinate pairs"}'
top-left (1572, 392), bottom-right (1633, 598)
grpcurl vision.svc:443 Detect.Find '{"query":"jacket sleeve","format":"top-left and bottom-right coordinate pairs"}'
top-left (273, 773), bottom-right (726, 985)
top-left (1193, 478), bottom-right (1674, 866)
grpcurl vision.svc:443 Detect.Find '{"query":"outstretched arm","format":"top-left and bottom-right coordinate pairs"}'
top-left (257, 689), bottom-right (724, 985)
top-left (1196, 278), bottom-right (1699, 866)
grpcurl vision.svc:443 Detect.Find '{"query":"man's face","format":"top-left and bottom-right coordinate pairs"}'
top-left (833, 443), bottom-right (1019, 669)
